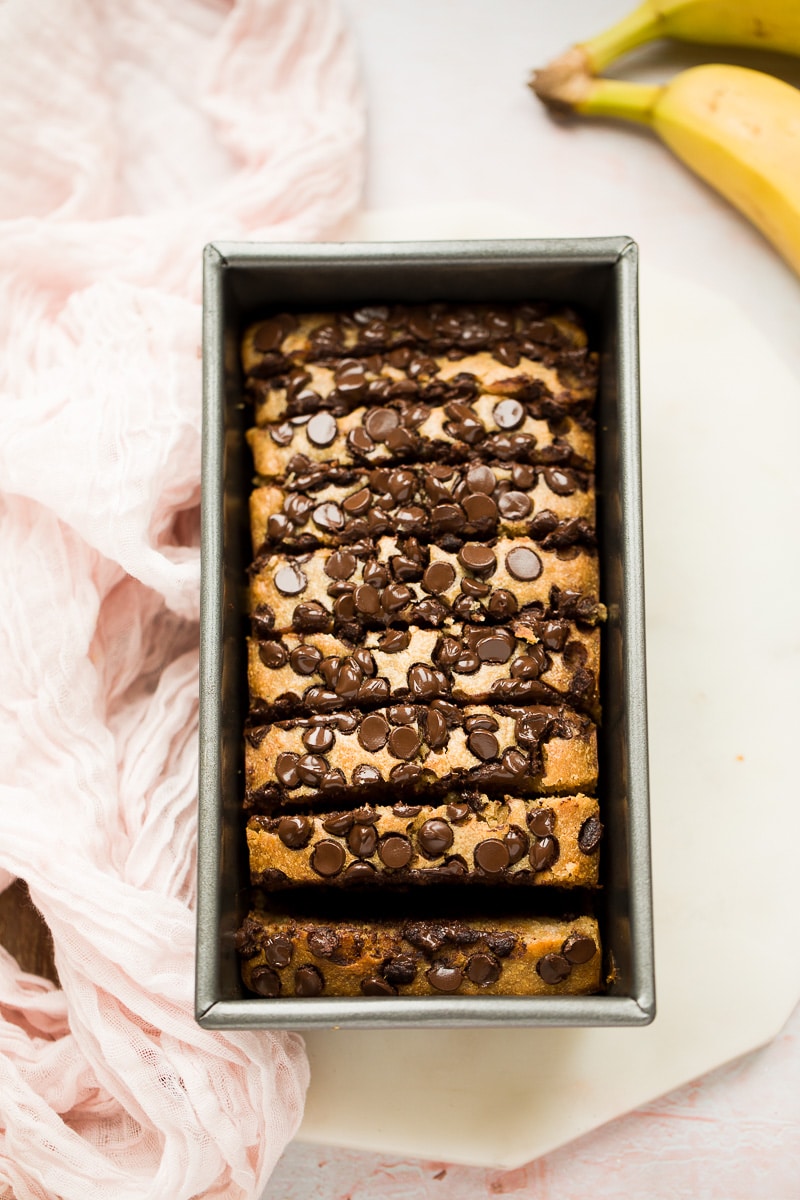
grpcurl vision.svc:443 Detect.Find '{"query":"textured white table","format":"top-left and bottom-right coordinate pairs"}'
top-left (266, 1), bottom-right (800, 1191)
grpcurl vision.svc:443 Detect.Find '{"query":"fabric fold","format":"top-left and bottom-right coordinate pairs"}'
top-left (0, 1), bottom-right (364, 1195)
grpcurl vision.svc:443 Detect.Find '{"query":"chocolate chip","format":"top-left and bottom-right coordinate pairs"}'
top-left (404, 922), bottom-right (448, 952)
top-left (325, 550), bottom-right (357, 580)
top-left (562, 934), bottom-right (597, 965)
top-left (302, 725), bottom-right (334, 753)
top-left (382, 583), bottom-right (412, 613)
top-left (263, 936), bottom-right (293, 969)
top-left (259, 641), bottom-right (288, 669)
top-left (267, 511), bottom-right (292, 540)
top-left (294, 965), bottom-right (324, 996)
top-left (251, 604), bottom-right (275, 637)
top-left (379, 629), bottom-right (410, 653)
top-left (334, 359), bottom-right (368, 395)
top-left (475, 633), bottom-right (514, 664)
top-left (391, 761), bottom-right (422, 786)
top-left (466, 465), bottom-right (496, 494)
top-left (426, 964), bottom-right (463, 992)
top-left (284, 493), bottom-right (313, 524)
top-left (343, 487), bottom-right (372, 516)
top-left (352, 806), bottom-right (379, 824)
top-left (422, 561), bottom-right (456, 595)
top-left (386, 469), bottom-right (415, 501)
top-left (445, 801), bottom-right (470, 823)
top-left (250, 965), bottom-right (281, 997)
top-left (385, 426), bottom-right (415, 452)
top-left (458, 544), bottom-right (497, 577)
top-left (382, 954), bottom-right (417, 985)
top-left (354, 305), bottom-right (389, 325)
top-left (341, 859), bottom-right (377, 882)
top-left (290, 387), bottom-right (323, 412)
top-left (473, 839), bottom-right (510, 874)
top-left (313, 502), bottom-right (344, 532)
top-left (296, 754), bottom-right (326, 786)
top-left (287, 646), bottom-right (321, 676)
top-left (308, 928), bottom-right (340, 958)
top-left (360, 975), bottom-right (397, 996)
top-left (333, 592), bottom-right (356, 621)
top-left (516, 711), bottom-right (551, 747)
top-left (510, 649), bottom-right (546, 680)
top-left (529, 835), bottom-right (559, 871)
top-left (527, 806), bottom-right (556, 836)
top-left (467, 731), bottom-right (499, 761)
top-left (348, 426), bottom-right (375, 454)
top-left (393, 803), bottom-right (423, 818)
top-left (537, 954), bottom-right (572, 985)
top-left (379, 834), bottom-right (413, 869)
top-left (408, 664), bottom-right (443, 700)
top-left (253, 315), bottom-right (293, 352)
top-left (418, 819), bottom-right (454, 858)
top-left (354, 584), bottom-right (381, 615)
top-left (431, 503), bottom-right (464, 532)
top-left (275, 752), bottom-right (300, 788)
top-left (310, 839), bottom-right (346, 877)
top-left (462, 494), bottom-right (498, 527)
top-left (497, 490), bottom-right (532, 520)
top-left (388, 724), bottom-right (420, 760)
top-left (408, 312), bottom-right (435, 340)
top-left (364, 407), bottom-right (399, 443)
top-left (270, 422), bottom-right (294, 446)
top-left (494, 399), bottom-right (524, 429)
top-left (294, 602), bottom-right (331, 633)
top-left (540, 620), bottom-right (568, 651)
top-left (358, 712), bottom-right (389, 752)
top-left (352, 764), bottom-right (382, 786)
top-left (348, 823), bottom-right (378, 858)
top-left (528, 510), bottom-right (558, 541)
top-left (506, 546), bottom-right (542, 581)
top-left (321, 767), bottom-right (346, 792)
top-left (334, 659), bottom-right (362, 700)
top-left (544, 467), bottom-right (576, 495)
top-left (274, 564), bottom-right (307, 595)
top-left (504, 826), bottom-right (529, 864)
top-left (306, 412), bottom-right (337, 447)
top-left (353, 648), bottom-right (377, 676)
top-left (466, 953), bottom-right (501, 985)
top-left (322, 811), bottom-right (354, 836)
top-left (460, 577), bottom-right (491, 598)
top-left (494, 341), bottom-right (521, 367)
top-left (277, 815), bottom-right (312, 849)
top-left (391, 551), bottom-right (424, 581)
top-left (390, 703), bottom-right (416, 724)
top-left (435, 856), bottom-right (468, 876)
top-left (487, 589), bottom-right (518, 619)
top-left (425, 708), bottom-right (448, 749)
top-left (578, 816), bottom-right (603, 853)
top-left (465, 715), bottom-right (499, 736)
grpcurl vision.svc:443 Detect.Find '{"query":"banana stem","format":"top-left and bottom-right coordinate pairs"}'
top-left (581, 1), bottom-right (664, 72)
top-left (577, 78), bottom-right (662, 123)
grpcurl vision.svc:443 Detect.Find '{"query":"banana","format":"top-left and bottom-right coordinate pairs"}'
top-left (540, 0), bottom-right (800, 81)
top-left (531, 63), bottom-right (800, 277)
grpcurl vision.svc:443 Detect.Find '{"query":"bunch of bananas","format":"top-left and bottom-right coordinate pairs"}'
top-left (530, 1), bottom-right (800, 275)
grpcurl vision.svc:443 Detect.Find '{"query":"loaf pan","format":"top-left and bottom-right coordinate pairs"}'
top-left (196, 238), bottom-right (654, 1029)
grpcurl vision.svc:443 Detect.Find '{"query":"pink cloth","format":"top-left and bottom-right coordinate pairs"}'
top-left (0, 2), bottom-right (363, 1196)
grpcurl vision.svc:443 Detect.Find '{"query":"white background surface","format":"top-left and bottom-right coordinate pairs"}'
top-left (339, 0), bottom-right (800, 382)
top-left (267, 1), bottom-right (800, 1193)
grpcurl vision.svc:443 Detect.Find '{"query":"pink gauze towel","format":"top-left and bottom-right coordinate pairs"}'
top-left (0, 1), bottom-right (364, 1196)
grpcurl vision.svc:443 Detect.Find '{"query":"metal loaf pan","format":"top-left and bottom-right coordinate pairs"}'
top-left (196, 238), bottom-right (654, 1029)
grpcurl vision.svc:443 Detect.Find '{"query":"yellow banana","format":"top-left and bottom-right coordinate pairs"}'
top-left (544, 0), bottom-right (800, 80)
top-left (531, 64), bottom-right (800, 277)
